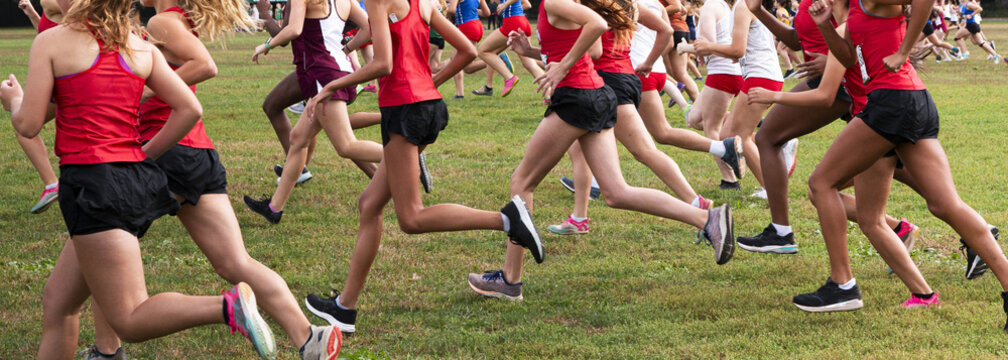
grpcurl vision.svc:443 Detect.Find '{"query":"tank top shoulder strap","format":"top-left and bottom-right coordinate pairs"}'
top-left (164, 7), bottom-right (199, 36)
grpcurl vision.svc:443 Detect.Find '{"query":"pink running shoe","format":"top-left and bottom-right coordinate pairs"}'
top-left (895, 218), bottom-right (919, 250)
top-left (902, 292), bottom-right (940, 309)
top-left (547, 216), bottom-right (589, 235)
top-left (696, 195), bottom-right (713, 210)
top-left (31, 185), bottom-right (59, 214)
top-left (501, 76), bottom-right (519, 97)
top-left (362, 84), bottom-right (377, 93)
top-left (222, 282), bottom-right (277, 360)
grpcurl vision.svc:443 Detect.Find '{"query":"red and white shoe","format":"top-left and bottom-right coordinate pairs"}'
top-left (547, 216), bottom-right (589, 235)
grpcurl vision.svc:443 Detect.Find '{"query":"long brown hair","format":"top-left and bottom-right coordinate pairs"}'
top-left (582, 0), bottom-right (636, 46)
top-left (178, 0), bottom-right (258, 41)
top-left (63, 0), bottom-right (143, 56)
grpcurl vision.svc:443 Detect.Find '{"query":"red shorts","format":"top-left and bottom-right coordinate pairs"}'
top-left (741, 77), bottom-right (784, 94)
top-left (344, 28), bottom-right (372, 48)
top-left (704, 74), bottom-right (744, 95)
top-left (499, 15), bottom-right (532, 36)
top-left (458, 20), bottom-right (483, 42)
top-left (637, 72), bottom-right (667, 92)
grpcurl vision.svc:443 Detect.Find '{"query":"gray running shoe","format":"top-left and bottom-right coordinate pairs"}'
top-left (700, 204), bottom-right (735, 265)
top-left (299, 325), bottom-right (342, 360)
top-left (80, 345), bottom-right (127, 360)
top-left (468, 270), bottom-right (523, 301)
top-left (721, 136), bottom-right (743, 179)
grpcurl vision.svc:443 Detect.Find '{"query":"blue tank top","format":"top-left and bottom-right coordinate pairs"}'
top-left (455, 0), bottom-right (479, 24)
top-left (501, 0), bottom-right (523, 17)
top-left (962, 4), bottom-right (976, 24)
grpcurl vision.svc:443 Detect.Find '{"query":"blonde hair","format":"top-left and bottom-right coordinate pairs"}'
top-left (63, 0), bottom-right (143, 56)
top-left (177, 0), bottom-right (258, 41)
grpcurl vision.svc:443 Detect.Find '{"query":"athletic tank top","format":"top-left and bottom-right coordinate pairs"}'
top-left (961, 3), bottom-right (977, 24)
top-left (794, 0), bottom-right (835, 61)
top-left (455, 0), bottom-right (480, 24)
top-left (704, 0), bottom-right (742, 76)
top-left (38, 12), bottom-right (58, 33)
top-left (536, 0), bottom-right (605, 89)
top-left (944, 4), bottom-right (958, 21)
top-left (594, 30), bottom-right (635, 74)
top-left (378, 0), bottom-right (443, 106)
top-left (53, 36), bottom-right (147, 165)
top-left (138, 7), bottom-right (214, 149)
top-left (738, 2), bottom-right (783, 80)
top-left (291, 0), bottom-right (353, 71)
top-left (843, 66), bottom-right (867, 115)
top-left (501, 0), bottom-right (523, 17)
top-left (848, 0), bottom-right (925, 92)
top-left (630, 0), bottom-right (668, 73)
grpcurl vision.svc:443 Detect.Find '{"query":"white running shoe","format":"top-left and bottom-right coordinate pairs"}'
top-left (288, 101), bottom-right (307, 114)
top-left (750, 187), bottom-right (768, 200)
top-left (783, 138), bottom-right (799, 178)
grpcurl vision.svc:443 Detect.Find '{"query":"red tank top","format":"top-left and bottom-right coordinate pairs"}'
top-left (593, 30), bottom-right (634, 74)
top-left (137, 7), bottom-right (214, 149)
top-left (794, 0), bottom-right (834, 62)
top-left (536, 2), bottom-right (605, 89)
top-left (53, 38), bottom-right (147, 165)
top-left (843, 66), bottom-right (867, 115)
top-left (376, 0), bottom-right (442, 107)
top-left (38, 12), bottom-right (58, 33)
top-left (847, 0), bottom-right (925, 92)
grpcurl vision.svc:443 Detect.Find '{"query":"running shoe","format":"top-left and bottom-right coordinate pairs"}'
top-left (958, 52), bottom-right (970, 61)
top-left (961, 226), bottom-right (999, 279)
top-left (694, 77), bottom-right (703, 81)
top-left (737, 223), bottom-right (798, 254)
top-left (547, 216), bottom-right (589, 235)
top-left (719, 180), bottom-right (740, 190)
top-left (992, 41), bottom-right (998, 51)
top-left (362, 84), bottom-right (377, 93)
top-left (783, 68), bottom-right (795, 79)
top-left (720, 136), bottom-right (744, 179)
top-left (682, 105), bottom-right (691, 124)
top-left (305, 293), bottom-right (357, 333)
top-left (750, 187), bottom-right (768, 200)
top-left (994, 55), bottom-right (1002, 65)
top-left (896, 218), bottom-right (919, 250)
top-left (696, 195), bottom-right (713, 210)
top-left (452, 95), bottom-right (465, 100)
top-left (783, 138), bottom-right (799, 178)
top-left (500, 52), bottom-right (514, 73)
top-left (1002, 291), bottom-right (1008, 332)
top-left (987, 54), bottom-right (995, 61)
top-left (419, 152), bottom-right (433, 193)
top-left (502, 195), bottom-right (545, 263)
top-left (222, 282), bottom-right (277, 360)
top-left (699, 204), bottom-right (734, 265)
top-left (950, 46), bottom-right (961, 57)
top-left (472, 85), bottom-right (493, 96)
top-left (80, 345), bottom-right (126, 360)
top-left (501, 76), bottom-right (519, 97)
top-left (299, 325), bottom-right (342, 360)
top-left (793, 277), bottom-right (863, 312)
top-left (31, 185), bottom-right (59, 214)
top-left (243, 196), bottom-right (283, 224)
top-left (274, 165), bottom-right (313, 186)
top-left (288, 101), bottom-right (307, 114)
top-left (560, 176), bottom-right (601, 200)
top-left (467, 269), bottom-right (523, 301)
top-left (901, 292), bottom-right (941, 309)
top-left (677, 82), bottom-right (686, 91)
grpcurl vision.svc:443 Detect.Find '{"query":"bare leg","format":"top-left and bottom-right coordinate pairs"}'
top-left (639, 90), bottom-right (712, 152)
top-left (262, 72), bottom-right (305, 155)
top-left (478, 32), bottom-right (515, 80)
top-left (668, 50), bottom-right (699, 100)
top-left (614, 104), bottom-right (698, 201)
top-left (92, 305), bottom-right (122, 354)
top-left (689, 86), bottom-right (734, 180)
top-left (723, 91), bottom-right (771, 186)
top-left (38, 240), bottom-right (90, 359)
top-left (15, 133), bottom-right (58, 186)
top-left (568, 143), bottom-right (592, 219)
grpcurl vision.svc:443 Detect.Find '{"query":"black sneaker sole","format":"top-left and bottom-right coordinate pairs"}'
top-left (304, 299), bottom-right (356, 333)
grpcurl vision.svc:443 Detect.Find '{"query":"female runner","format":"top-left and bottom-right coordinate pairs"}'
top-left (0, 0), bottom-right (276, 358)
top-left (447, 0), bottom-right (490, 99)
top-left (247, 0), bottom-right (387, 224)
top-left (290, 0), bottom-right (544, 332)
top-left (469, 0), bottom-right (735, 301)
top-left (473, 0), bottom-right (546, 97)
top-left (953, 0), bottom-right (1000, 63)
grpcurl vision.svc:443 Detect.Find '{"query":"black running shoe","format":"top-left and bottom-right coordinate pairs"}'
top-left (793, 277), bottom-right (864, 312)
top-left (783, 68), bottom-right (795, 79)
top-left (961, 226), bottom-right (997, 279)
top-left (274, 165), bottom-right (313, 186)
top-left (737, 223), bottom-right (798, 254)
top-left (305, 293), bottom-right (357, 333)
top-left (419, 152), bottom-right (433, 194)
top-left (1002, 291), bottom-right (1008, 332)
top-left (243, 195), bottom-right (282, 224)
top-left (501, 195), bottom-right (544, 263)
top-left (472, 85), bottom-right (493, 96)
top-left (720, 136), bottom-right (743, 179)
top-left (719, 180), bottom-right (740, 190)
top-left (700, 203), bottom-right (734, 265)
top-left (559, 176), bottom-right (601, 200)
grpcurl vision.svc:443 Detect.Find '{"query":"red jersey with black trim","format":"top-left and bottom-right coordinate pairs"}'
top-left (376, 0), bottom-right (443, 107)
top-left (847, 0), bottom-right (925, 92)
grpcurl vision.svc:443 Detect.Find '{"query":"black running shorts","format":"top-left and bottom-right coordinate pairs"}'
top-left (923, 22), bottom-right (935, 36)
top-left (155, 144), bottom-right (228, 205)
top-left (966, 22), bottom-right (981, 34)
top-left (598, 70), bottom-right (642, 108)
top-left (545, 85), bottom-right (618, 132)
top-left (380, 99), bottom-right (449, 146)
top-left (858, 89), bottom-right (939, 145)
top-left (58, 160), bottom-right (179, 238)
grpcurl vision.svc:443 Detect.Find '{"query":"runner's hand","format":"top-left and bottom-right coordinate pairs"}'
top-left (252, 44), bottom-right (270, 64)
top-left (796, 52), bottom-right (826, 78)
top-left (746, 87), bottom-right (779, 105)
top-left (883, 52), bottom-right (908, 73)
top-left (808, 0), bottom-right (834, 26)
top-left (1, 74), bottom-right (23, 112)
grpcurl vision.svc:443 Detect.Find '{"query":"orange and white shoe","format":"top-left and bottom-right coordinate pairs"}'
top-left (299, 325), bottom-right (342, 360)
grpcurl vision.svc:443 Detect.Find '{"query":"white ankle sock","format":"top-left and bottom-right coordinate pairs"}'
top-left (709, 140), bottom-right (726, 157)
top-left (570, 214), bottom-right (587, 222)
top-left (691, 196), bottom-right (701, 207)
top-left (837, 278), bottom-right (856, 290)
top-left (501, 213), bottom-right (511, 232)
top-left (771, 223), bottom-right (792, 236)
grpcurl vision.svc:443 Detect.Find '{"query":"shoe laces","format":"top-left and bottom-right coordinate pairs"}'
top-left (481, 270), bottom-right (505, 282)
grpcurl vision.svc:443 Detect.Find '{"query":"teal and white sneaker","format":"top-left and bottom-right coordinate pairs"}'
top-left (222, 282), bottom-right (276, 360)
top-left (500, 52), bottom-right (514, 74)
top-left (31, 185), bottom-right (59, 214)
top-left (547, 216), bottom-right (589, 235)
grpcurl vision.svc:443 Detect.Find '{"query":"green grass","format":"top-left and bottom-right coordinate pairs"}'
top-left (2, 24), bottom-right (1008, 359)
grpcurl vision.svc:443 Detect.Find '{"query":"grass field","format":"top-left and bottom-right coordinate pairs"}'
top-left (3, 23), bottom-right (1008, 359)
